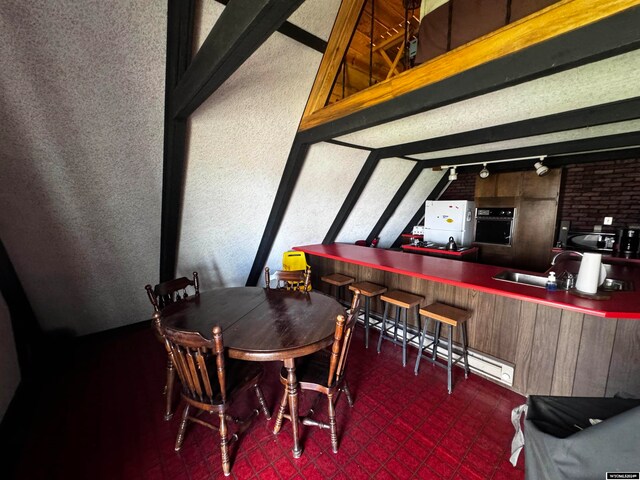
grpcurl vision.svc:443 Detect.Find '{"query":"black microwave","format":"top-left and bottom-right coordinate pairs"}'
top-left (565, 232), bottom-right (615, 252)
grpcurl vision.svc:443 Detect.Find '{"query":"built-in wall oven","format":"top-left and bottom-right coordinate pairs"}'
top-left (474, 208), bottom-right (516, 245)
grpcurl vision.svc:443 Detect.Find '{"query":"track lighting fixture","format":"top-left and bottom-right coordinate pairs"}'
top-left (439, 155), bottom-right (550, 179)
top-left (534, 158), bottom-right (549, 176)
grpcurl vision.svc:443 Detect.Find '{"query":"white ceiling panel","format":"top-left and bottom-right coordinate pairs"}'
top-left (336, 157), bottom-right (416, 244)
top-left (335, 49), bottom-right (640, 149)
top-left (377, 169), bottom-right (445, 248)
top-left (411, 119), bottom-right (640, 161)
top-left (266, 142), bottom-right (370, 274)
top-left (287, 0), bottom-right (342, 41)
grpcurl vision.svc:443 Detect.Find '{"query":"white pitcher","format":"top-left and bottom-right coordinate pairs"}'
top-left (575, 252), bottom-right (607, 294)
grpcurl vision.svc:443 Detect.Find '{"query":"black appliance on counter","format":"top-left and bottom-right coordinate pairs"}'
top-left (474, 208), bottom-right (515, 245)
top-left (564, 231), bottom-right (616, 252)
top-left (616, 227), bottom-right (640, 258)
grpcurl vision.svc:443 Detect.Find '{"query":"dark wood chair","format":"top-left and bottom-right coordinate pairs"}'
top-left (272, 290), bottom-right (362, 453)
top-left (155, 316), bottom-right (270, 477)
top-left (145, 272), bottom-right (200, 420)
top-left (264, 266), bottom-right (311, 291)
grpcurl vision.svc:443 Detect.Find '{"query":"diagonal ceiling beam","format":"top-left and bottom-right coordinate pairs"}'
top-left (246, 140), bottom-right (310, 286)
top-left (379, 96), bottom-right (640, 158)
top-left (416, 130), bottom-right (640, 169)
top-left (366, 161), bottom-right (422, 245)
top-left (160, 0), bottom-right (196, 282)
top-left (391, 172), bottom-right (451, 248)
top-left (297, 4), bottom-right (640, 143)
top-left (323, 151), bottom-right (381, 244)
top-left (170, 0), bottom-right (306, 119)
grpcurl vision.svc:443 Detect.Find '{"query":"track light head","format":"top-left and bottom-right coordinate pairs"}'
top-left (534, 160), bottom-right (549, 176)
top-left (479, 163), bottom-right (490, 179)
top-left (448, 166), bottom-right (457, 181)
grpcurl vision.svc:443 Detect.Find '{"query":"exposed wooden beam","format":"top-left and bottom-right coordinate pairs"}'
top-left (322, 152), bottom-right (381, 244)
top-left (380, 96), bottom-right (640, 158)
top-left (366, 161), bottom-right (422, 245)
top-left (213, 0), bottom-right (327, 53)
top-left (302, 0), bottom-right (367, 119)
top-left (170, 0), bottom-right (306, 119)
top-left (416, 131), bottom-right (640, 169)
top-left (391, 172), bottom-right (451, 248)
top-left (299, 0), bottom-right (640, 136)
top-left (246, 141), bottom-right (310, 286)
top-left (160, 0), bottom-right (196, 282)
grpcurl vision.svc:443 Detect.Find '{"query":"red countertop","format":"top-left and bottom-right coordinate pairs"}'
top-left (294, 243), bottom-right (640, 319)
top-left (401, 245), bottom-right (479, 256)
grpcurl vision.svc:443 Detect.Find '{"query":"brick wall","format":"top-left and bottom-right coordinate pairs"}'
top-left (438, 157), bottom-right (640, 231)
top-left (439, 172), bottom-right (475, 200)
top-left (558, 158), bottom-right (640, 231)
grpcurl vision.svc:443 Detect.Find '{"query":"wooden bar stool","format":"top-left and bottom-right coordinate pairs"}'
top-left (348, 281), bottom-right (387, 348)
top-left (321, 273), bottom-right (355, 306)
top-left (376, 290), bottom-right (423, 367)
top-left (414, 303), bottom-right (471, 394)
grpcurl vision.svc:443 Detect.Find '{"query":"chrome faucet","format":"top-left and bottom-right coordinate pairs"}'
top-left (551, 250), bottom-right (583, 266)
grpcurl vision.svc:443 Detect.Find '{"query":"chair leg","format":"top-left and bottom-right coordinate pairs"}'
top-left (377, 303), bottom-right (390, 353)
top-left (272, 387), bottom-right (289, 434)
top-left (461, 323), bottom-right (470, 379)
top-left (219, 411), bottom-right (231, 476)
top-left (432, 322), bottom-right (442, 361)
top-left (402, 308), bottom-right (408, 367)
top-left (364, 296), bottom-right (371, 349)
top-left (254, 385), bottom-right (271, 420)
top-left (164, 357), bottom-right (175, 421)
top-left (393, 306), bottom-right (400, 342)
top-left (174, 404), bottom-right (191, 451)
top-left (447, 325), bottom-right (453, 394)
top-left (414, 316), bottom-right (429, 375)
top-left (342, 380), bottom-right (354, 407)
top-left (327, 392), bottom-right (339, 453)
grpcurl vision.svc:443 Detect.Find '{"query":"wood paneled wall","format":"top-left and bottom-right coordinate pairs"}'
top-left (310, 255), bottom-right (640, 397)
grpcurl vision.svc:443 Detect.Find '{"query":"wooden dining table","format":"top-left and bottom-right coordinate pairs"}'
top-left (159, 286), bottom-right (345, 458)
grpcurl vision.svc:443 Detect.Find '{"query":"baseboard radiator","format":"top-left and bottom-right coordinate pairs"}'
top-left (357, 314), bottom-right (515, 387)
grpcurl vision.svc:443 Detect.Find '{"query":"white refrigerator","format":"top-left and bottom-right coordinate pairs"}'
top-left (423, 200), bottom-right (476, 246)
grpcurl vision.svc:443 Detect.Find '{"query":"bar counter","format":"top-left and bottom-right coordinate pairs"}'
top-left (294, 243), bottom-right (640, 397)
top-left (294, 243), bottom-right (640, 319)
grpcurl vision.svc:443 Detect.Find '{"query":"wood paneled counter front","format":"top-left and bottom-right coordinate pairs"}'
top-left (294, 243), bottom-right (640, 397)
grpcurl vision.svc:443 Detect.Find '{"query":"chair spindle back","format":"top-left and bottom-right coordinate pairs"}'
top-left (146, 272), bottom-right (200, 311)
top-left (327, 290), bottom-right (362, 387)
top-left (265, 267), bottom-right (311, 291)
top-left (157, 317), bottom-right (227, 405)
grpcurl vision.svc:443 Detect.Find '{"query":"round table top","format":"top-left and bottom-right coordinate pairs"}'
top-left (160, 287), bottom-right (346, 361)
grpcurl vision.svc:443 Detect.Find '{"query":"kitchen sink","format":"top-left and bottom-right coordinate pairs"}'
top-left (493, 270), bottom-right (634, 292)
top-left (492, 271), bottom-right (548, 288)
top-left (600, 278), bottom-right (634, 291)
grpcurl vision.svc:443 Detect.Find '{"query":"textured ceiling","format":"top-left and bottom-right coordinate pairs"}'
top-left (412, 119), bottom-right (640, 161)
top-left (334, 49), bottom-right (640, 155)
top-left (287, 0), bottom-right (342, 41)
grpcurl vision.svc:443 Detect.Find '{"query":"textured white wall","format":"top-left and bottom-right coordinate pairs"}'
top-left (288, 0), bottom-right (342, 41)
top-left (0, 295), bottom-right (20, 422)
top-left (0, 0), bottom-right (167, 335)
top-left (378, 169), bottom-right (445, 248)
top-left (177, 2), bottom-right (341, 288)
top-left (336, 157), bottom-right (416, 244)
top-left (265, 142), bottom-right (370, 274)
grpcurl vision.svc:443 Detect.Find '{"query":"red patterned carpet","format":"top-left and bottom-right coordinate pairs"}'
top-left (11, 322), bottom-right (525, 479)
